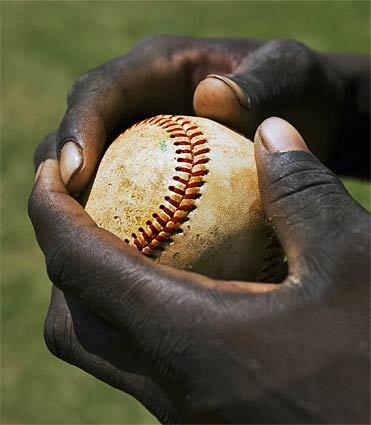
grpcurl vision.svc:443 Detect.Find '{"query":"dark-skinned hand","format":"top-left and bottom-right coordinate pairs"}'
top-left (29, 36), bottom-right (370, 424)
top-left (34, 35), bottom-right (369, 192)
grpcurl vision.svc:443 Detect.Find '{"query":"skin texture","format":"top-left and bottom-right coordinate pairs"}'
top-left (29, 36), bottom-right (370, 423)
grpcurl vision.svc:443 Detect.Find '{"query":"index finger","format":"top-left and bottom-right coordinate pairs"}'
top-left (57, 37), bottom-right (196, 194)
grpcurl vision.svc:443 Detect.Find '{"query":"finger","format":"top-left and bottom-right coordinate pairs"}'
top-left (57, 38), bottom-right (195, 194)
top-left (194, 73), bottom-right (251, 133)
top-left (57, 60), bottom-right (183, 192)
top-left (254, 117), bottom-right (369, 281)
top-left (194, 39), bottom-right (319, 135)
top-left (33, 130), bottom-right (58, 170)
top-left (193, 39), bottom-right (338, 148)
top-left (44, 286), bottom-right (176, 423)
top-left (29, 159), bottom-right (132, 264)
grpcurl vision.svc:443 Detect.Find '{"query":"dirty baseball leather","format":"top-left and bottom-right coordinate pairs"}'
top-left (85, 115), bottom-right (283, 281)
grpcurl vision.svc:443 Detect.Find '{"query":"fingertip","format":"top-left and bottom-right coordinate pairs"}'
top-left (254, 117), bottom-right (309, 154)
top-left (57, 110), bottom-right (106, 194)
top-left (59, 141), bottom-right (83, 191)
top-left (35, 158), bottom-right (69, 195)
top-left (39, 158), bottom-right (60, 174)
top-left (207, 74), bottom-right (251, 109)
top-left (193, 74), bottom-right (251, 132)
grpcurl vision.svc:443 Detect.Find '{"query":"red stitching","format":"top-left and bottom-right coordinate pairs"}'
top-left (175, 117), bottom-right (190, 124)
top-left (189, 131), bottom-right (203, 139)
top-left (188, 180), bottom-right (204, 188)
top-left (176, 166), bottom-right (192, 173)
top-left (165, 196), bottom-right (180, 208)
top-left (169, 186), bottom-right (185, 196)
top-left (187, 125), bottom-right (198, 131)
top-left (194, 158), bottom-right (210, 166)
top-left (193, 138), bottom-right (207, 147)
top-left (177, 158), bottom-right (193, 164)
top-left (173, 176), bottom-right (188, 185)
top-left (160, 204), bottom-right (174, 217)
top-left (174, 141), bottom-right (191, 146)
top-left (176, 149), bottom-right (192, 154)
top-left (194, 148), bottom-right (210, 156)
top-left (152, 213), bottom-right (166, 226)
top-left (170, 132), bottom-right (188, 138)
top-left (124, 115), bottom-right (210, 256)
top-left (184, 193), bottom-right (201, 199)
top-left (178, 203), bottom-right (195, 211)
top-left (162, 122), bottom-right (181, 129)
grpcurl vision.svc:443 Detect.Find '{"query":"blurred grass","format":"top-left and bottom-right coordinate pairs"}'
top-left (1, 1), bottom-right (370, 424)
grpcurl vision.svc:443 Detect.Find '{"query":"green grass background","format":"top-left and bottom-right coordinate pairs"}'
top-left (1, 1), bottom-right (370, 424)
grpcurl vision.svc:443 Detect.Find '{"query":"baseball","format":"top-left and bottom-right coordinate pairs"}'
top-left (84, 115), bottom-right (283, 281)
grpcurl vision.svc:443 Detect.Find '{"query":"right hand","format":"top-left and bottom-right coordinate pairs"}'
top-left (30, 118), bottom-right (370, 424)
top-left (34, 35), bottom-right (346, 194)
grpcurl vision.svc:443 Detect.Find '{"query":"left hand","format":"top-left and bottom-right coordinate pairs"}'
top-left (34, 36), bottom-right (347, 195)
top-left (29, 118), bottom-right (370, 424)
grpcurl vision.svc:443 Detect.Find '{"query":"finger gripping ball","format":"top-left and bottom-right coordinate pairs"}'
top-left (85, 115), bottom-right (283, 281)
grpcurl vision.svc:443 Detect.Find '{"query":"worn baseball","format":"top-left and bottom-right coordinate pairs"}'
top-left (85, 115), bottom-right (283, 281)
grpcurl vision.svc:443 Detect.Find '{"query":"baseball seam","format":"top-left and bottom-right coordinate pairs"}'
top-left (122, 114), bottom-right (282, 280)
top-left (124, 115), bottom-right (209, 257)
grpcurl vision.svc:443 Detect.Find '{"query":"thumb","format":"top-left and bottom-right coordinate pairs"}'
top-left (254, 117), bottom-right (367, 280)
top-left (193, 39), bottom-right (338, 153)
top-left (194, 39), bottom-right (318, 135)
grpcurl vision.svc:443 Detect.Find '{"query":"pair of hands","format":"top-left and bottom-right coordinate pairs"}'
top-left (29, 36), bottom-right (369, 423)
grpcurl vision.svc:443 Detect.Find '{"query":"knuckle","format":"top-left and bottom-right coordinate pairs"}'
top-left (246, 39), bottom-right (322, 107)
top-left (269, 38), bottom-right (311, 54)
top-left (66, 67), bottom-right (115, 109)
top-left (44, 308), bottom-right (78, 363)
top-left (271, 38), bottom-right (319, 75)
top-left (66, 80), bottom-right (78, 104)
top-left (67, 36), bottom-right (180, 103)
top-left (66, 74), bottom-right (89, 105)
top-left (133, 34), bottom-right (180, 52)
top-left (45, 239), bottom-right (71, 286)
top-left (66, 35), bottom-right (193, 107)
top-left (263, 38), bottom-right (320, 87)
top-left (66, 69), bottom-right (104, 105)
top-left (267, 38), bottom-right (315, 64)
top-left (132, 35), bottom-right (193, 62)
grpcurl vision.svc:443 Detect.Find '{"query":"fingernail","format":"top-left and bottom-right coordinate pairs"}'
top-left (257, 117), bottom-right (309, 153)
top-left (35, 161), bottom-right (44, 182)
top-left (206, 74), bottom-right (251, 109)
top-left (59, 141), bottom-right (83, 187)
